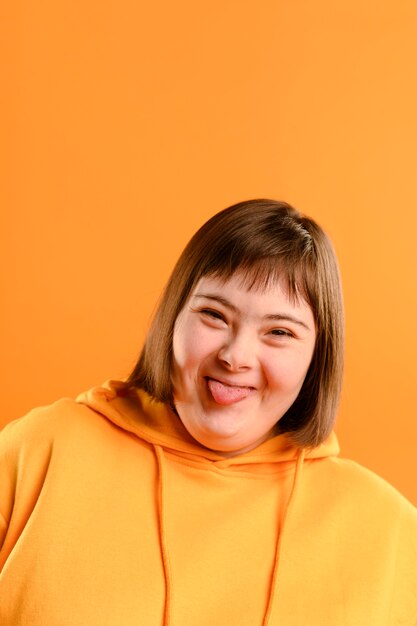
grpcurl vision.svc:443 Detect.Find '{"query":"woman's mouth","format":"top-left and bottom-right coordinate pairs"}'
top-left (206, 377), bottom-right (254, 406)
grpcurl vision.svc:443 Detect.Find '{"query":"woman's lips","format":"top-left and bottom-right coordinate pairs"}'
top-left (206, 378), bottom-right (253, 406)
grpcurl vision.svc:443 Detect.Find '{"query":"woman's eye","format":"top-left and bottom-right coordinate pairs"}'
top-left (201, 308), bottom-right (225, 321)
top-left (270, 329), bottom-right (293, 338)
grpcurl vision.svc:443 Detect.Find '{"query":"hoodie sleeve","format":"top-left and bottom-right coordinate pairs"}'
top-left (387, 496), bottom-right (417, 624)
top-left (0, 408), bottom-right (56, 571)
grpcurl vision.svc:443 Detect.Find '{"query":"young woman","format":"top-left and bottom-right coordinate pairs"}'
top-left (1, 200), bottom-right (416, 625)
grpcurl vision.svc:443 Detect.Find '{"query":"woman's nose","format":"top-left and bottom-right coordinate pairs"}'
top-left (217, 332), bottom-right (256, 370)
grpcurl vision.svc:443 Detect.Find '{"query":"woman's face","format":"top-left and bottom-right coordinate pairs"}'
top-left (171, 274), bottom-right (316, 456)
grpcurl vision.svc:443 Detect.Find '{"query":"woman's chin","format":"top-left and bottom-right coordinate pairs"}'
top-left (186, 417), bottom-right (273, 457)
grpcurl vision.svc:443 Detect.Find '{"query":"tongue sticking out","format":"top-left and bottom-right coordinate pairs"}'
top-left (207, 379), bottom-right (252, 406)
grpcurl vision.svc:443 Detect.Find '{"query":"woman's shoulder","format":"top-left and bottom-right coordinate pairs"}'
top-left (3, 396), bottom-right (89, 430)
top-left (0, 381), bottom-right (154, 463)
top-left (308, 453), bottom-right (417, 523)
top-left (0, 395), bottom-right (108, 458)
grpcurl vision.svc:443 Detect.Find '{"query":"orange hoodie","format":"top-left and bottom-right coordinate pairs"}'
top-left (0, 380), bottom-right (416, 625)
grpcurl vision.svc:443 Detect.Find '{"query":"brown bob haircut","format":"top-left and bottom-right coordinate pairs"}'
top-left (128, 199), bottom-right (344, 448)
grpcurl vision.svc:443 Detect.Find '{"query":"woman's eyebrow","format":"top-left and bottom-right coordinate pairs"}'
top-left (192, 293), bottom-right (311, 331)
top-left (192, 293), bottom-right (237, 311)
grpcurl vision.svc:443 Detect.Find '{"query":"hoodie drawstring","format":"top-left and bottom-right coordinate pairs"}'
top-left (154, 444), bottom-right (305, 626)
top-left (154, 444), bottom-right (172, 626)
top-left (262, 447), bottom-right (305, 626)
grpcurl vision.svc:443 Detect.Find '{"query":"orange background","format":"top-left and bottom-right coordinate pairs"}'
top-left (1, 1), bottom-right (416, 504)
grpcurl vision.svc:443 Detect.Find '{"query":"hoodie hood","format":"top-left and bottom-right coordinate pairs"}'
top-left (76, 379), bottom-right (340, 468)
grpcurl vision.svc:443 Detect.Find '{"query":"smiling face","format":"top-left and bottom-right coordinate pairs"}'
top-left (171, 274), bottom-right (316, 457)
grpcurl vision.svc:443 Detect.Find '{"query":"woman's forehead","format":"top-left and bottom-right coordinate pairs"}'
top-left (194, 269), bottom-right (309, 303)
top-left (191, 273), bottom-right (309, 308)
